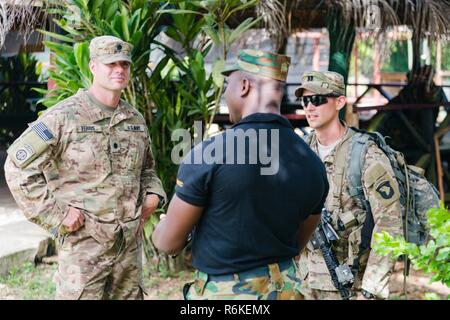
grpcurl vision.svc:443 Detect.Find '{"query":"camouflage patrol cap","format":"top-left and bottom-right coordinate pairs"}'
top-left (89, 36), bottom-right (133, 64)
top-left (221, 49), bottom-right (291, 82)
top-left (295, 71), bottom-right (345, 97)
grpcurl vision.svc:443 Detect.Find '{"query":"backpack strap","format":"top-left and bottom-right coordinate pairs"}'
top-left (329, 132), bottom-right (355, 214)
top-left (347, 130), bottom-right (373, 212)
top-left (346, 128), bottom-right (376, 278)
top-left (303, 131), bottom-right (315, 146)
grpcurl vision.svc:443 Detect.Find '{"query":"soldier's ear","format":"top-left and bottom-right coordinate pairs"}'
top-left (89, 60), bottom-right (96, 74)
top-left (240, 77), bottom-right (251, 97)
top-left (335, 96), bottom-right (346, 111)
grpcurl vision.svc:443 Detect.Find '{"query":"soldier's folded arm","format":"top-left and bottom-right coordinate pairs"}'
top-left (360, 144), bottom-right (403, 299)
top-left (4, 112), bottom-right (69, 237)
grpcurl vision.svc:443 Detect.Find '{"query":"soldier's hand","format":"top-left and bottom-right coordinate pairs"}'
top-left (61, 207), bottom-right (85, 233)
top-left (137, 194), bottom-right (160, 236)
top-left (141, 194), bottom-right (160, 221)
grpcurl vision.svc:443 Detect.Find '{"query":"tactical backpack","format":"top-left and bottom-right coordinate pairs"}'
top-left (346, 127), bottom-right (440, 246)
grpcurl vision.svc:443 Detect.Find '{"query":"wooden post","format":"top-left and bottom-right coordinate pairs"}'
top-left (436, 38), bottom-right (442, 86)
top-left (313, 37), bottom-right (320, 71)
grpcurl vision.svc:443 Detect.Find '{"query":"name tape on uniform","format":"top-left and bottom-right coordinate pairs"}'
top-left (77, 125), bottom-right (103, 133)
top-left (124, 124), bottom-right (145, 132)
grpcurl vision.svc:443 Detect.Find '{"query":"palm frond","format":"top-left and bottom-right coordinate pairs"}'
top-left (255, 0), bottom-right (287, 50)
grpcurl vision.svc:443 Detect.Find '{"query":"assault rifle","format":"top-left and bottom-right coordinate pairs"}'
top-left (311, 209), bottom-right (355, 300)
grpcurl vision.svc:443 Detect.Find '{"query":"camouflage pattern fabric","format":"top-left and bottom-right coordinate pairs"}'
top-left (299, 126), bottom-right (403, 300)
top-left (4, 89), bottom-right (166, 299)
top-left (300, 286), bottom-right (344, 300)
top-left (55, 225), bottom-right (144, 299)
top-left (221, 49), bottom-right (291, 82)
top-left (185, 260), bottom-right (303, 300)
top-left (295, 70), bottom-right (345, 97)
top-left (89, 35), bottom-right (133, 64)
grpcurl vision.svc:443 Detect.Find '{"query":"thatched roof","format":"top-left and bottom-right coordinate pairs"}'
top-left (254, 0), bottom-right (450, 48)
top-left (3, 0), bottom-right (450, 50)
top-left (0, 0), bottom-right (45, 48)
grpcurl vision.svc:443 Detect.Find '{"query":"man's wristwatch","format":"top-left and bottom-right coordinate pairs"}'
top-left (361, 289), bottom-right (375, 299)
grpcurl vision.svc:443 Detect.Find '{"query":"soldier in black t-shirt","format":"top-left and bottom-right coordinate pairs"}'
top-left (152, 49), bottom-right (329, 300)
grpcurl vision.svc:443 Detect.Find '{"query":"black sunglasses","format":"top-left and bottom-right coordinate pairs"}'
top-left (299, 95), bottom-right (332, 108)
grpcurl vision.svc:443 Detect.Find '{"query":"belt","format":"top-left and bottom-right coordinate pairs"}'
top-left (204, 259), bottom-right (294, 282)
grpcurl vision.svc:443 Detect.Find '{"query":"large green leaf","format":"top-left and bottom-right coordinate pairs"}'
top-left (212, 59), bottom-right (225, 87)
top-left (74, 42), bottom-right (91, 85)
top-left (38, 29), bottom-right (74, 43)
top-left (228, 17), bottom-right (261, 44)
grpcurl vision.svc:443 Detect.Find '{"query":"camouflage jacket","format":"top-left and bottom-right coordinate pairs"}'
top-left (299, 126), bottom-right (403, 299)
top-left (4, 89), bottom-right (166, 245)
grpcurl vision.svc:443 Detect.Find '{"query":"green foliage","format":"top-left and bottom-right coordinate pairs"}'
top-left (373, 203), bottom-right (450, 290)
top-left (0, 53), bottom-right (41, 113)
top-left (0, 262), bottom-right (57, 299)
top-left (353, 39), bottom-right (409, 80)
top-left (431, 41), bottom-right (450, 72)
top-left (0, 53), bottom-right (43, 146)
top-left (381, 40), bottom-right (409, 73)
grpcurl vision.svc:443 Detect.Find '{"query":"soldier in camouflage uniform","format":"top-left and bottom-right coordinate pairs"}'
top-left (295, 71), bottom-right (403, 300)
top-left (4, 36), bottom-right (166, 300)
top-left (152, 50), bottom-right (329, 300)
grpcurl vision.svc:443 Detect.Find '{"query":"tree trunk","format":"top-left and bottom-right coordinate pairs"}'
top-left (327, 9), bottom-right (355, 83)
top-left (327, 8), bottom-right (355, 120)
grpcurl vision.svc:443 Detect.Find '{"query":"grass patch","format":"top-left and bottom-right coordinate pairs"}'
top-left (0, 259), bottom-right (194, 300)
top-left (0, 262), bottom-right (57, 300)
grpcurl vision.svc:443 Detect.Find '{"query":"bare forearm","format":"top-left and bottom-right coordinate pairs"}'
top-left (152, 219), bottom-right (187, 255)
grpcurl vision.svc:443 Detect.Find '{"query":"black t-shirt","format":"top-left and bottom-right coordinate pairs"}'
top-left (175, 113), bottom-right (328, 275)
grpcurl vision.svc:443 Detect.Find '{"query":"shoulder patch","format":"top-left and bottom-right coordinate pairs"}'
top-left (365, 162), bottom-right (399, 206)
top-left (32, 122), bottom-right (54, 141)
top-left (7, 122), bottom-right (55, 168)
top-left (376, 180), bottom-right (395, 199)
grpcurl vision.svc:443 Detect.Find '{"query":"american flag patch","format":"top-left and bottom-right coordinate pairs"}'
top-left (32, 122), bottom-right (54, 141)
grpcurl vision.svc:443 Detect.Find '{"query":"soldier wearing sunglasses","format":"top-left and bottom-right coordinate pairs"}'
top-left (295, 71), bottom-right (403, 300)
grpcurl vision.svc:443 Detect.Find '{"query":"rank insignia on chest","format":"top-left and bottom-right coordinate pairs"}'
top-left (111, 140), bottom-right (120, 153)
top-left (124, 124), bottom-right (145, 132)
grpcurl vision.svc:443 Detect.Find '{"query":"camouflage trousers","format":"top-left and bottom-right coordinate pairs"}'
top-left (300, 286), bottom-right (344, 300)
top-left (54, 225), bottom-right (144, 300)
top-left (185, 259), bottom-right (304, 300)
top-left (299, 274), bottom-right (359, 300)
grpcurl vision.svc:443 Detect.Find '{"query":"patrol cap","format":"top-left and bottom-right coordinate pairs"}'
top-left (89, 35), bottom-right (133, 64)
top-left (295, 71), bottom-right (345, 97)
top-left (221, 49), bottom-right (291, 82)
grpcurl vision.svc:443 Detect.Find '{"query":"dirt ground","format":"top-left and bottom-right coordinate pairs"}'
top-left (0, 259), bottom-right (448, 300)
